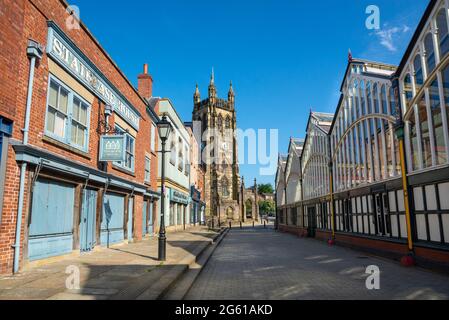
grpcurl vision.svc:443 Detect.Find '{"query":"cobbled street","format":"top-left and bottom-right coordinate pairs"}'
top-left (186, 227), bottom-right (449, 300)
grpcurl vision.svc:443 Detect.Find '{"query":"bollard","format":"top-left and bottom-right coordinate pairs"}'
top-left (264, 221), bottom-right (266, 229)
top-left (229, 221), bottom-right (232, 229)
top-left (253, 221), bottom-right (255, 228)
top-left (240, 222), bottom-right (243, 229)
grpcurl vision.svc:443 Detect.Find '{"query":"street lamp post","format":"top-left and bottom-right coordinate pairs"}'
top-left (157, 115), bottom-right (172, 262)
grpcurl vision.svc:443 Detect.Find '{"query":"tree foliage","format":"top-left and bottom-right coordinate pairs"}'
top-left (258, 183), bottom-right (274, 194)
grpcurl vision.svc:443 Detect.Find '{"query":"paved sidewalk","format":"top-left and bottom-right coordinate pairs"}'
top-left (186, 226), bottom-right (449, 300)
top-left (0, 226), bottom-right (221, 300)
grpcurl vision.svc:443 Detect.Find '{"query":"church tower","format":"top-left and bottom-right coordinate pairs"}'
top-left (192, 71), bottom-right (241, 223)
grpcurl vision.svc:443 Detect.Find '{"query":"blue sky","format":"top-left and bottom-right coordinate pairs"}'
top-left (70, 0), bottom-right (429, 186)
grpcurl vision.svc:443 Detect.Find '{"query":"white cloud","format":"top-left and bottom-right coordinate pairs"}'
top-left (375, 24), bottom-right (411, 52)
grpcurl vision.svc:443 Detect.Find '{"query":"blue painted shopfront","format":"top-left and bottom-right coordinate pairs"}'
top-left (28, 179), bottom-right (75, 261)
top-left (80, 189), bottom-right (97, 252)
top-left (142, 201), bottom-right (148, 236)
top-left (149, 203), bottom-right (154, 235)
top-left (101, 193), bottom-right (125, 246)
top-left (127, 197), bottom-right (134, 241)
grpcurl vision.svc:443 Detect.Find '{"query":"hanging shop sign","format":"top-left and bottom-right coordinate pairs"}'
top-left (99, 135), bottom-right (126, 162)
top-left (170, 189), bottom-right (190, 205)
top-left (47, 22), bottom-right (140, 130)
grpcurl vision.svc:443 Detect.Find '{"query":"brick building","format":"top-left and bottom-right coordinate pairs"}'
top-left (185, 122), bottom-right (206, 225)
top-left (0, 0), bottom-right (160, 274)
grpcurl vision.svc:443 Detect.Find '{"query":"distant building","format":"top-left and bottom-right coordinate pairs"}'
top-left (154, 99), bottom-right (191, 232)
top-left (192, 72), bottom-right (243, 223)
top-left (185, 122), bottom-right (206, 225)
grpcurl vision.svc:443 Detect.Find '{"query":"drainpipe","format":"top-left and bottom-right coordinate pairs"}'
top-left (327, 134), bottom-right (336, 246)
top-left (13, 40), bottom-right (43, 274)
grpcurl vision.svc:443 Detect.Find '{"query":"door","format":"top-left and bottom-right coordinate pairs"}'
top-left (374, 193), bottom-right (391, 236)
top-left (128, 197), bottom-right (134, 241)
top-left (101, 193), bottom-right (125, 246)
top-left (80, 189), bottom-right (97, 252)
top-left (308, 207), bottom-right (317, 238)
top-left (148, 202), bottom-right (154, 235)
top-left (142, 200), bottom-right (148, 237)
top-left (28, 179), bottom-right (75, 261)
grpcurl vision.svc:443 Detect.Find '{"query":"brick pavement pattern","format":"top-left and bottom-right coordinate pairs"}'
top-left (0, 227), bottom-right (218, 300)
top-left (186, 227), bottom-right (449, 300)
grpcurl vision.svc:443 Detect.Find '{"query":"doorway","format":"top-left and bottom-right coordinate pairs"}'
top-left (307, 206), bottom-right (317, 238)
top-left (373, 193), bottom-right (391, 236)
top-left (80, 189), bottom-right (97, 252)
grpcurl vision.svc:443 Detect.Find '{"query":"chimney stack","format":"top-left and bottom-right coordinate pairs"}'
top-left (138, 63), bottom-right (153, 100)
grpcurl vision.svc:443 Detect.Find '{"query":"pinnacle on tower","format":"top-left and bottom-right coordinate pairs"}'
top-left (228, 81), bottom-right (234, 97)
top-left (194, 83), bottom-right (201, 104)
top-left (208, 68), bottom-right (217, 99)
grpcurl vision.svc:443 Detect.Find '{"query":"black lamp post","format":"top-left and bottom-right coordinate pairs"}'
top-left (157, 115), bottom-right (172, 261)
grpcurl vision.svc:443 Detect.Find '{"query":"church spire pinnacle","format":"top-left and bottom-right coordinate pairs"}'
top-left (208, 68), bottom-right (217, 100)
top-left (194, 83), bottom-right (201, 104)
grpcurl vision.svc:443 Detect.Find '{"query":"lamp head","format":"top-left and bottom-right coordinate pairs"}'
top-left (157, 115), bottom-right (172, 142)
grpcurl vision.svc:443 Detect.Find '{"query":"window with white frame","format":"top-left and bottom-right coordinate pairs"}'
top-left (437, 8), bottom-right (449, 59)
top-left (170, 136), bottom-right (176, 165)
top-left (178, 138), bottom-right (184, 171)
top-left (46, 77), bottom-right (90, 152)
top-left (145, 156), bottom-right (151, 182)
top-left (114, 125), bottom-right (135, 172)
top-left (184, 145), bottom-right (189, 176)
top-left (151, 123), bottom-right (156, 152)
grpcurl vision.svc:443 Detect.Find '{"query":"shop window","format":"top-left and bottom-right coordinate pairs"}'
top-left (417, 95), bottom-right (432, 168)
top-left (414, 55), bottom-right (424, 91)
top-left (408, 109), bottom-right (420, 171)
top-left (145, 156), bottom-right (151, 183)
top-left (390, 87), bottom-right (398, 117)
top-left (45, 77), bottom-right (90, 152)
top-left (424, 33), bottom-right (436, 74)
top-left (441, 65), bottom-right (449, 163)
top-left (437, 9), bottom-right (449, 59)
top-left (403, 73), bottom-right (413, 108)
top-left (428, 78), bottom-right (447, 165)
top-left (114, 125), bottom-right (135, 172)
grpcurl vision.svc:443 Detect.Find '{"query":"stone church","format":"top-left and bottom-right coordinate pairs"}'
top-left (192, 72), bottom-right (258, 223)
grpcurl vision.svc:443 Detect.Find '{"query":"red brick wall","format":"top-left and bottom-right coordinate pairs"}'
top-left (0, 0), bottom-right (159, 274)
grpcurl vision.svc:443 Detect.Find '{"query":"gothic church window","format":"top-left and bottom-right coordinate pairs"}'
top-left (222, 177), bottom-right (229, 197)
top-left (225, 116), bottom-right (231, 129)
